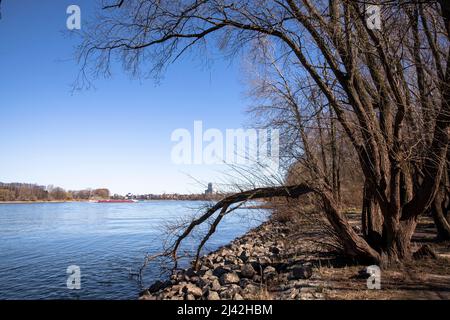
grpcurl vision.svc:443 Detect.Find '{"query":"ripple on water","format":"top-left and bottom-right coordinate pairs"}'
top-left (0, 201), bottom-right (266, 299)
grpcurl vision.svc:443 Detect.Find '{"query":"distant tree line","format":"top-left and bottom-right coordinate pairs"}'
top-left (0, 182), bottom-right (110, 201)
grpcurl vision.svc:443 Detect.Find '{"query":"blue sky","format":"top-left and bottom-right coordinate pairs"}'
top-left (0, 0), bottom-right (252, 194)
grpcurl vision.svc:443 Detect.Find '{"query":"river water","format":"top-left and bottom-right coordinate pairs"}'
top-left (0, 201), bottom-right (265, 299)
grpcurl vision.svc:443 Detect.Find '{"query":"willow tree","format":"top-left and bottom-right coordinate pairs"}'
top-left (79, 0), bottom-right (450, 265)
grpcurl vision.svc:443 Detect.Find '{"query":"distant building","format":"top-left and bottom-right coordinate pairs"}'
top-left (205, 183), bottom-right (213, 195)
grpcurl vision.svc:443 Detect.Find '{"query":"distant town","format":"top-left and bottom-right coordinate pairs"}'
top-left (116, 183), bottom-right (219, 201)
top-left (0, 181), bottom-right (221, 202)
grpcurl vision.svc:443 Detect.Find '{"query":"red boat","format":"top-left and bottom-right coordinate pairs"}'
top-left (96, 199), bottom-right (138, 203)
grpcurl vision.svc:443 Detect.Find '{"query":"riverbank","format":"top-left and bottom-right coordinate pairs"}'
top-left (140, 213), bottom-right (450, 300)
top-left (0, 200), bottom-right (85, 204)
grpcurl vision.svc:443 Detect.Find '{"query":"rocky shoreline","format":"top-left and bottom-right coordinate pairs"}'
top-left (140, 220), bottom-right (326, 300)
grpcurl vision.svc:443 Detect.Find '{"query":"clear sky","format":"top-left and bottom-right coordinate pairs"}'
top-left (0, 0), bottom-right (253, 195)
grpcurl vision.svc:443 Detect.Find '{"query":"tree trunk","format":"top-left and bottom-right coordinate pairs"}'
top-left (381, 217), bottom-right (417, 265)
top-left (361, 181), bottom-right (384, 251)
top-left (431, 149), bottom-right (450, 240)
top-left (321, 191), bottom-right (381, 263)
top-left (431, 183), bottom-right (450, 240)
top-left (330, 109), bottom-right (341, 201)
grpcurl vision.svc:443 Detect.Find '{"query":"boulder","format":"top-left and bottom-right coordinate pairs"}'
top-left (182, 283), bottom-right (203, 298)
top-left (213, 266), bottom-right (230, 278)
top-left (270, 246), bottom-right (281, 255)
top-left (185, 294), bottom-right (196, 300)
top-left (239, 250), bottom-right (250, 263)
top-left (258, 256), bottom-right (272, 265)
top-left (211, 279), bottom-right (221, 291)
top-left (264, 266), bottom-right (277, 274)
top-left (207, 291), bottom-right (220, 300)
top-left (219, 284), bottom-right (241, 300)
top-left (203, 269), bottom-right (214, 278)
top-left (219, 272), bottom-right (240, 285)
top-left (240, 263), bottom-right (256, 279)
top-left (234, 293), bottom-right (244, 300)
top-left (185, 267), bottom-right (197, 277)
top-left (242, 284), bottom-right (260, 297)
top-left (239, 278), bottom-right (253, 288)
top-left (252, 275), bottom-right (262, 283)
top-left (263, 266), bottom-right (278, 282)
top-left (190, 276), bottom-right (207, 288)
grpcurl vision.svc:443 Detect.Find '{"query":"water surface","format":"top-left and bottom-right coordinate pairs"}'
top-left (0, 201), bottom-right (265, 299)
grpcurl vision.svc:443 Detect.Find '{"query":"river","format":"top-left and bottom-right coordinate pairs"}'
top-left (0, 201), bottom-right (266, 299)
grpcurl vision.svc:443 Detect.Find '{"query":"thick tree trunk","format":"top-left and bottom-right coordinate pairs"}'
top-left (321, 191), bottom-right (381, 264)
top-left (381, 216), bottom-right (417, 265)
top-left (361, 181), bottom-right (384, 251)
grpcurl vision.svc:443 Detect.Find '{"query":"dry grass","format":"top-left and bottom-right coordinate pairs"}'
top-left (267, 207), bottom-right (450, 300)
top-left (314, 256), bottom-right (450, 300)
top-left (244, 287), bottom-right (274, 300)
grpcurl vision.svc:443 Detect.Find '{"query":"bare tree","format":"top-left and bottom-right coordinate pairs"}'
top-left (78, 0), bottom-right (450, 265)
top-left (431, 149), bottom-right (450, 239)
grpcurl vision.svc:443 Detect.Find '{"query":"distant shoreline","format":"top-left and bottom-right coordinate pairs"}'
top-left (0, 199), bottom-right (214, 204)
top-left (0, 200), bottom-right (86, 204)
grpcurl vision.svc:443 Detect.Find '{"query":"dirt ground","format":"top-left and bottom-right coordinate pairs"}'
top-left (278, 213), bottom-right (450, 300)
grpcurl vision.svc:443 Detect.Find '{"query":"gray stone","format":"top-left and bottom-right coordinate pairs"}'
top-left (207, 291), bottom-right (220, 300)
top-left (258, 256), bottom-right (272, 265)
top-left (200, 264), bottom-right (210, 271)
top-left (252, 275), bottom-right (262, 283)
top-left (234, 293), bottom-right (244, 300)
top-left (240, 263), bottom-right (256, 279)
top-left (190, 275), bottom-right (207, 288)
top-left (224, 257), bottom-right (238, 265)
top-left (239, 250), bottom-right (250, 263)
top-left (239, 278), bottom-right (252, 288)
top-left (220, 272), bottom-right (240, 285)
top-left (263, 266), bottom-right (278, 282)
top-left (213, 266), bottom-right (230, 278)
top-left (264, 266), bottom-right (277, 273)
top-left (183, 283), bottom-right (203, 298)
top-left (189, 276), bottom-right (200, 284)
top-left (220, 284), bottom-right (241, 299)
top-left (242, 284), bottom-right (260, 297)
top-left (203, 269), bottom-right (213, 277)
top-left (211, 279), bottom-right (221, 291)
top-left (230, 264), bottom-right (242, 271)
top-left (185, 267), bottom-right (197, 277)
top-left (219, 288), bottom-right (233, 299)
top-left (219, 249), bottom-right (231, 257)
top-left (185, 294), bottom-right (196, 300)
